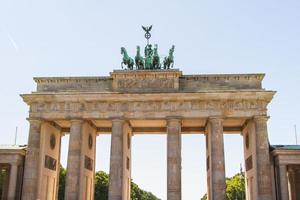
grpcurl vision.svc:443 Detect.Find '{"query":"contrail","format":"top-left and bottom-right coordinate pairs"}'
top-left (6, 30), bottom-right (19, 52)
top-left (1, 26), bottom-right (19, 52)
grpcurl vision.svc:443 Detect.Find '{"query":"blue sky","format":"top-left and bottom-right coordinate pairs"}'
top-left (0, 0), bottom-right (300, 199)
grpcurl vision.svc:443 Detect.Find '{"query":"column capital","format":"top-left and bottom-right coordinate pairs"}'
top-left (69, 118), bottom-right (84, 123)
top-left (253, 115), bottom-right (269, 122)
top-left (166, 116), bottom-right (182, 120)
top-left (9, 161), bottom-right (20, 167)
top-left (111, 118), bottom-right (126, 123)
top-left (166, 117), bottom-right (182, 125)
top-left (287, 166), bottom-right (295, 174)
top-left (279, 164), bottom-right (287, 168)
top-left (26, 117), bottom-right (43, 124)
top-left (208, 116), bottom-right (224, 123)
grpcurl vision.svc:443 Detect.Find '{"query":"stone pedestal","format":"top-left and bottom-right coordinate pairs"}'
top-left (22, 119), bottom-right (42, 200)
top-left (254, 116), bottom-right (273, 200)
top-left (167, 119), bottom-right (182, 200)
top-left (111, 69), bottom-right (182, 93)
top-left (206, 117), bottom-right (226, 200)
top-left (109, 119), bottom-right (129, 200)
top-left (65, 120), bottom-right (83, 200)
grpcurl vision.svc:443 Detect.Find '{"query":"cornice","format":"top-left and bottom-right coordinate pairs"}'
top-left (20, 90), bottom-right (276, 105)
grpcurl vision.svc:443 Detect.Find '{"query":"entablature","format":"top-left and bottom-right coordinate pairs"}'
top-left (22, 91), bottom-right (274, 120)
top-left (32, 70), bottom-right (266, 93)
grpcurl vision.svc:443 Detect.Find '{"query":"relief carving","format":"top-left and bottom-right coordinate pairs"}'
top-left (116, 78), bottom-right (174, 89)
top-left (30, 99), bottom-right (267, 114)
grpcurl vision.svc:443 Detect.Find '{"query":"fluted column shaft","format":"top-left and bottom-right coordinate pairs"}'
top-left (253, 116), bottom-right (273, 200)
top-left (22, 119), bottom-right (42, 200)
top-left (8, 163), bottom-right (18, 200)
top-left (109, 119), bottom-right (125, 200)
top-left (167, 119), bottom-right (182, 200)
top-left (206, 117), bottom-right (226, 200)
top-left (288, 168), bottom-right (296, 200)
top-left (278, 165), bottom-right (289, 200)
top-left (65, 119), bottom-right (83, 200)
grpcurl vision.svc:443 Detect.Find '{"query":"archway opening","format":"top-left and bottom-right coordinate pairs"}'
top-left (131, 134), bottom-right (166, 200)
top-left (182, 134), bottom-right (206, 200)
top-left (95, 135), bottom-right (111, 174)
top-left (223, 133), bottom-right (246, 199)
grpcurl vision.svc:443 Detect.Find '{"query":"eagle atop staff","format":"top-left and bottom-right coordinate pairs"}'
top-left (142, 25), bottom-right (152, 33)
top-left (142, 25), bottom-right (152, 44)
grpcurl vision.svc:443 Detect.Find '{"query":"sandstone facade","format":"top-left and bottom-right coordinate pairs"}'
top-left (1, 69), bottom-right (296, 199)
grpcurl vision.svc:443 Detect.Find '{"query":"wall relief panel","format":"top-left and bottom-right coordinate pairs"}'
top-left (30, 100), bottom-right (267, 115)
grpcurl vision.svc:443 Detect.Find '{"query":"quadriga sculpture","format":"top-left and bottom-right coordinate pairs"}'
top-left (121, 47), bottom-right (134, 70)
top-left (163, 45), bottom-right (175, 69)
top-left (135, 46), bottom-right (144, 70)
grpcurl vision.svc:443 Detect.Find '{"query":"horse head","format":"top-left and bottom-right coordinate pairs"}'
top-left (121, 47), bottom-right (126, 55)
top-left (136, 46), bottom-right (141, 54)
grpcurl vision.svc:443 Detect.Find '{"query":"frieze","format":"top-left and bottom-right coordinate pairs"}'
top-left (182, 74), bottom-right (264, 81)
top-left (30, 100), bottom-right (268, 114)
top-left (115, 78), bottom-right (175, 90)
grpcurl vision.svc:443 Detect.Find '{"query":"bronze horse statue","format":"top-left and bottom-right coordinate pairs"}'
top-left (163, 45), bottom-right (175, 69)
top-left (135, 46), bottom-right (144, 69)
top-left (152, 44), bottom-right (161, 69)
top-left (121, 47), bottom-right (134, 70)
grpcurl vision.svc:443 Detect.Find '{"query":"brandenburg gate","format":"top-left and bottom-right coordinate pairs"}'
top-left (20, 69), bottom-right (275, 200)
top-left (18, 26), bottom-right (277, 200)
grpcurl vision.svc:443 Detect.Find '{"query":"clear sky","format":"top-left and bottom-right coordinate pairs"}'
top-left (1, 0), bottom-right (300, 199)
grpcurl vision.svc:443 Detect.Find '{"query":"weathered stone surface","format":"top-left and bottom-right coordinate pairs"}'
top-left (22, 119), bottom-right (42, 200)
top-left (271, 147), bottom-right (300, 200)
top-left (278, 165), bottom-right (289, 200)
top-left (109, 119), bottom-right (125, 200)
top-left (167, 119), bottom-right (181, 200)
top-left (33, 70), bottom-right (265, 92)
top-left (179, 74), bottom-right (264, 91)
top-left (0, 146), bottom-right (25, 200)
top-left (253, 116), bottom-right (273, 200)
top-left (111, 69), bottom-right (181, 92)
top-left (65, 120), bottom-right (83, 200)
top-left (7, 164), bottom-right (18, 200)
top-left (18, 70), bottom-right (280, 200)
top-left (34, 76), bottom-right (112, 92)
top-left (206, 117), bottom-right (226, 200)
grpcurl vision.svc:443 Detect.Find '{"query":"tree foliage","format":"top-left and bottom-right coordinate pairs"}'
top-left (58, 166), bottom-right (160, 200)
top-left (131, 181), bottom-right (160, 200)
top-left (200, 172), bottom-right (245, 200)
top-left (225, 173), bottom-right (245, 200)
top-left (58, 165), bottom-right (66, 200)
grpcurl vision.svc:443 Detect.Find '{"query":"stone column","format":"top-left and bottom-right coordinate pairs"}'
top-left (1, 165), bottom-right (10, 200)
top-left (65, 119), bottom-right (83, 200)
top-left (288, 167), bottom-right (296, 200)
top-left (278, 165), bottom-right (289, 200)
top-left (167, 119), bottom-right (182, 200)
top-left (253, 116), bottom-right (273, 200)
top-left (22, 118), bottom-right (42, 200)
top-left (206, 117), bottom-right (226, 200)
top-left (8, 163), bottom-right (18, 200)
top-left (109, 119), bottom-right (125, 200)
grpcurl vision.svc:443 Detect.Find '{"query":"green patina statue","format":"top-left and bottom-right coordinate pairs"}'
top-left (121, 47), bottom-right (134, 70)
top-left (144, 44), bottom-right (153, 69)
top-left (120, 26), bottom-right (175, 70)
top-left (135, 46), bottom-right (144, 69)
top-left (163, 45), bottom-right (175, 69)
top-left (152, 44), bottom-right (161, 69)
